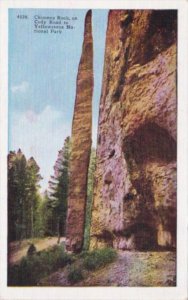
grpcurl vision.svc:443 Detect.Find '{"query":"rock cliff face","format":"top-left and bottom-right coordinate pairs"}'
top-left (66, 10), bottom-right (93, 252)
top-left (90, 10), bottom-right (177, 250)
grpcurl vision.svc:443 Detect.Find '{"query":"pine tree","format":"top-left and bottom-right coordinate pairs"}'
top-left (47, 137), bottom-right (71, 241)
top-left (8, 149), bottom-right (42, 241)
top-left (8, 149), bottom-right (28, 241)
top-left (8, 150), bottom-right (18, 241)
top-left (34, 190), bottom-right (51, 237)
top-left (26, 157), bottom-right (42, 238)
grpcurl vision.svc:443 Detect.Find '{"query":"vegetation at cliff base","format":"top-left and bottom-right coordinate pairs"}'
top-left (8, 245), bottom-right (117, 286)
top-left (67, 247), bottom-right (117, 284)
top-left (83, 247), bottom-right (117, 270)
top-left (8, 244), bottom-right (73, 286)
top-left (67, 265), bottom-right (84, 284)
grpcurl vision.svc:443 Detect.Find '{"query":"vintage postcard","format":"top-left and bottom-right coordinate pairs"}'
top-left (0, 0), bottom-right (188, 300)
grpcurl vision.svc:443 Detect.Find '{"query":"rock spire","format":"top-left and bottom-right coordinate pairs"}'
top-left (65, 10), bottom-right (93, 252)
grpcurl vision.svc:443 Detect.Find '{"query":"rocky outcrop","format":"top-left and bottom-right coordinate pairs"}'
top-left (65, 10), bottom-right (93, 252)
top-left (90, 10), bottom-right (177, 250)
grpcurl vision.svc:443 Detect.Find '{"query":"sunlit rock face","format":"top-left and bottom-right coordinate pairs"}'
top-left (90, 10), bottom-right (177, 250)
top-left (65, 10), bottom-right (93, 253)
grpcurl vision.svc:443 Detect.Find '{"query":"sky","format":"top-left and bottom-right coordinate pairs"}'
top-left (8, 9), bottom-right (108, 192)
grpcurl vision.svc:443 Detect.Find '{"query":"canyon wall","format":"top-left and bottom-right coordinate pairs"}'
top-left (90, 10), bottom-right (177, 250)
top-left (65, 10), bottom-right (93, 252)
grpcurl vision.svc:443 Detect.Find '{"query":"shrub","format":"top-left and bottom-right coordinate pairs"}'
top-left (8, 264), bottom-right (21, 286)
top-left (44, 245), bottom-right (73, 270)
top-left (67, 266), bottom-right (84, 284)
top-left (19, 255), bottom-right (44, 285)
top-left (77, 250), bottom-right (89, 259)
top-left (83, 248), bottom-right (117, 271)
top-left (8, 255), bottom-right (44, 286)
top-left (27, 243), bottom-right (37, 256)
top-left (8, 244), bottom-right (73, 286)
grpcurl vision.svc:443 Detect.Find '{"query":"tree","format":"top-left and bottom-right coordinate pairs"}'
top-left (26, 157), bottom-right (42, 238)
top-left (47, 137), bottom-right (71, 241)
top-left (33, 190), bottom-right (51, 237)
top-left (8, 150), bottom-right (28, 241)
top-left (8, 149), bottom-right (42, 241)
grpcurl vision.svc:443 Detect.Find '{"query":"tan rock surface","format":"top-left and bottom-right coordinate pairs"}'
top-left (90, 10), bottom-right (177, 250)
top-left (65, 10), bottom-right (93, 252)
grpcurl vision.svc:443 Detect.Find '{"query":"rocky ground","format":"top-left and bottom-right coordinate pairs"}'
top-left (40, 250), bottom-right (176, 287)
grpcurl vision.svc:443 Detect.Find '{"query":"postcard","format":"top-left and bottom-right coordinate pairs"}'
top-left (0, 1), bottom-right (188, 299)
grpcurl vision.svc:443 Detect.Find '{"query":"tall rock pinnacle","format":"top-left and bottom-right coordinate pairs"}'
top-left (65, 10), bottom-right (93, 252)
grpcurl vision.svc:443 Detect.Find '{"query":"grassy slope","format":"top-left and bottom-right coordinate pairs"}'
top-left (82, 251), bottom-right (176, 286)
top-left (40, 250), bottom-right (176, 287)
top-left (8, 238), bottom-right (176, 287)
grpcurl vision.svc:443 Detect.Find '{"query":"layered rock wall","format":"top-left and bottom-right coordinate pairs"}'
top-left (90, 10), bottom-right (177, 250)
top-left (66, 10), bottom-right (93, 252)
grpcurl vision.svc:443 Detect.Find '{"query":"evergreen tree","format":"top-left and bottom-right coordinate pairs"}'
top-left (47, 137), bottom-right (71, 241)
top-left (8, 149), bottom-right (42, 241)
top-left (8, 150), bottom-right (28, 241)
top-left (26, 157), bottom-right (42, 238)
top-left (34, 190), bottom-right (52, 237)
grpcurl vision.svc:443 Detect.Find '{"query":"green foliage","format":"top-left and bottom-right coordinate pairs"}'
top-left (34, 191), bottom-right (54, 237)
top-left (8, 245), bottom-right (73, 286)
top-left (8, 246), bottom-right (117, 286)
top-left (46, 137), bottom-right (71, 237)
top-left (83, 148), bottom-right (96, 250)
top-left (67, 248), bottom-right (117, 285)
top-left (83, 248), bottom-right (117, 271)
top-left (67, 266), bottom-right (84, 284)
top-left (38, 245), bottom-right (73, 270)
top-left (8, 150), bottom-right (42, 241)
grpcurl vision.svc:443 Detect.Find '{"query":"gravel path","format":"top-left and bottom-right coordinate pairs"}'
top-left (40, 250), bottom-right (176, 287)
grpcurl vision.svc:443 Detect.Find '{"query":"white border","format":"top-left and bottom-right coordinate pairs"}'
top-left (0, 1), bottom-right (188, 300)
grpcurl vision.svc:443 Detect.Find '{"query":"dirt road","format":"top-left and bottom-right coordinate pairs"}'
top-left (9, 237), bottom-right (65, 265)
